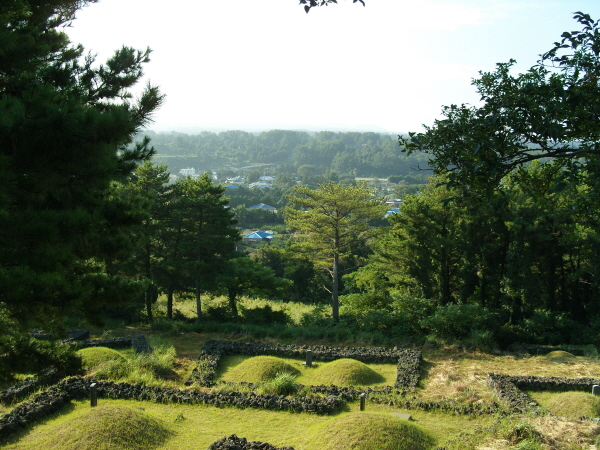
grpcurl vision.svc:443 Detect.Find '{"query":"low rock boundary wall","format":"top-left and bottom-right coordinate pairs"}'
top-left (77, 334), bottom-right (150, 353)
top-left (0, 369), bottom-right (65, 406)
top-left (487, 373), bottom-right (600, 413)
top-left (189, 339), bottom-right (421, 389)
top-left (509, 343), bottom-right (587, 356)
top-left (0, 376), bottom-right (344, 440)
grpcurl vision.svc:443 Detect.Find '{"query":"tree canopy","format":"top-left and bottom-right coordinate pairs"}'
top-left (285, 182), bottom-right (386, 321)
top-left (400, 12), bottom-right (600, 194)
top-left (0, 0), bottom-right (162, 347)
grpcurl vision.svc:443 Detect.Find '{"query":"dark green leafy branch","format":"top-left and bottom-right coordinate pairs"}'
top-left (299, 0), bottom-right (365, 14)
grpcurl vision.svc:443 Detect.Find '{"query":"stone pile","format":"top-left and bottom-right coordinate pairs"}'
top-left (208, 434), bottom-right (295, 450)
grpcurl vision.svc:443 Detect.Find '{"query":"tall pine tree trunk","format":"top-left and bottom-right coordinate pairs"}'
top-left (167, 287), bottom-right (174, 320)
top-left (332, 252), bottom-right (339, 322)
top-left (195, 278), bottom-right (202, 323)
top-left (228, 290), bottom-right (239, 317)
top-left (144, 287), bottom-right (154, 323)
top-left (144, 242), bottom-right (153, 322)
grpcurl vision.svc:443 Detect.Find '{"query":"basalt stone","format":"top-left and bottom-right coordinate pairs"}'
top-left (487, 374), bottom-right (543, 413)
top-left (0, 379), bottom-right (77, 439)
top-left (208, 434), bottom-right (295, 450)
top-left (131, 334), bottom-right (151, 353)
top-left (78, 336), bottom-right (134, 350)
top-left (77, 334), bottom-right (150, 354)
top-left (66, 330), bottom-right (90, 341)
top-left (189, 339), bottom-right (422, 390)
top-left (29, 329), bottom-right (89, 341)
top-left (0, 368), bottom-right (64, 405)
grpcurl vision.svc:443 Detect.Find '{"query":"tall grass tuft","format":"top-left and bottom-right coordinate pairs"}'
top-left (258, 372), bottom-right (300, 396)
top-left (91, 344), bottom-right (177, 386)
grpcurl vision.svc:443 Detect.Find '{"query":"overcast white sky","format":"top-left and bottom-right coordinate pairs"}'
top-left (66, 0), bottom-right (600, 134)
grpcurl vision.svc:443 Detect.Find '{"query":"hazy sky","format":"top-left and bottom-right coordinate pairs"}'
top-left (66, 0), bottom-right (600, 134)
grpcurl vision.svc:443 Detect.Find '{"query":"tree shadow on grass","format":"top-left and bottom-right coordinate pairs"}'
top-left (0, 401), bottom-right (77, 447)
top-left (418, 359), bottom-right (436, 388)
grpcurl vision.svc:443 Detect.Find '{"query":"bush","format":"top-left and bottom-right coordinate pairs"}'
top-left (501, 309), bottom-right (579, 346)
top-left (420, 303), bottom-right (499, 344)
top-left (0, 328), bottom-right (82, 381)
top-left (389, 292), bottom-right (434, 335)
top-left (205, 306), bottom-right (234, 323)
top-left (506, 422), bottom-right (544, 449)
top-left (242, 305), bottom-right (289, 325)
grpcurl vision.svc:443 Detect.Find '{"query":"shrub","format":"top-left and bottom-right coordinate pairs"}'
top-left (205, 306), bottom-right (234, 323)
top-left (520, 309), bottom-right (578, 345)
top-left (242, 305), bottom-right (289, 325)
top-left (0, 330), bottom-right (82, 381)
top-left (506, 422), bottom-right (544, 449)
top-left (467, 328), bottom-right (497, 352)
top-left (420, 303), bottom-right (499, 344)
top-left (389, 292), bottom-right (434, 335)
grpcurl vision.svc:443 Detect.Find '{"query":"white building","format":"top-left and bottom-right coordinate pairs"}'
top-left (179, 167), bottom-right (196, 177)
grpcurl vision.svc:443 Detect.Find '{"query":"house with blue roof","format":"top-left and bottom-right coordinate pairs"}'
top-left (249, 203), bottom-right (277, 212)
top-left (243, 230), bottom-right (274, 242)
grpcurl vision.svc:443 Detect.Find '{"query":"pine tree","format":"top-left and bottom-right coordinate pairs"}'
top-left (159, 174), bottom-right (240, 321)
top-left (285, 182), bottom-right (386, 321)
top-left (0, 0), bottom-right (163, 340)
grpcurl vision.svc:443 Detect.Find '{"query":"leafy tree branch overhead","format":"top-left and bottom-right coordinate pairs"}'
top-left (399, 12), bottom-right (600, 193)
top-left (299, 0), bottom-right (365, 13)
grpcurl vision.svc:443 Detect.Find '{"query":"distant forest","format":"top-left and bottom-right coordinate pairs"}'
top-left (146, 130), bottom-right (431, 183)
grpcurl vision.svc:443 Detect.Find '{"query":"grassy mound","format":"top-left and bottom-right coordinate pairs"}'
top-left (544, 392), bottom-right (600, 418)
top-left (545, 351), bottom-right (576, 363)
top-left (308, 412), bottom-right (436, 450)
top-left (225, 356), bottom-right (300, 383)
top-left (40, 405), bottom-right (173, 450)
top-left (312, 358), bottom-right (385, 386)
top-left (77, 347), bottom-right (125, 370)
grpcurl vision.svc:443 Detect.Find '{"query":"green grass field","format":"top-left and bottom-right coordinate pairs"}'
top-left (217, 354), bottom-right (398, 387)
top-left (3, 325), bottom-right (600, 449)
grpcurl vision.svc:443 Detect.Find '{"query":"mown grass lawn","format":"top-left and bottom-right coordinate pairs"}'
top-left (3, 328), bottom-right (600, 449)
top-left (1, 397), bottom-right (502, 450)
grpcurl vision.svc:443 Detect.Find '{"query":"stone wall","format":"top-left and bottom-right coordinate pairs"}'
top-left (76, 334), bottom-right (150, 353)
top-left (509, 343), bottom-right (587, 356)
top-left (0, 368), bottom-right (65, 405)
top-left (188, 339), bottom-right (422, 389)
top-left (487, 373), bottom-right (600, 413)
top-left (0, 376), bottom-right (344, 440)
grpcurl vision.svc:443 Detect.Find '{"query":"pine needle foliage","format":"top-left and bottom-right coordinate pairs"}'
top-left (0, 0), bottom-right (163, 378)
top-left (285, 182), bottom-right (386, 321)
